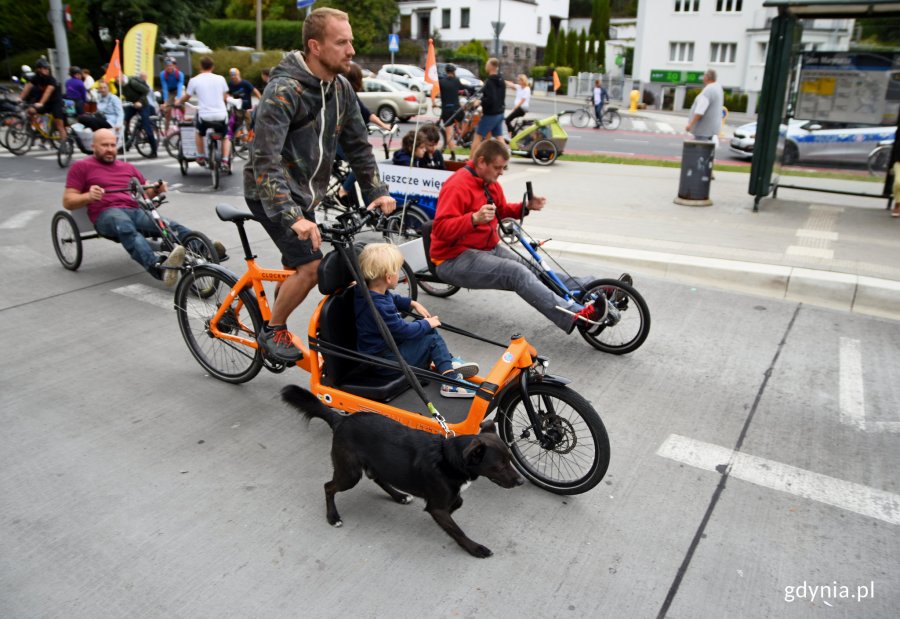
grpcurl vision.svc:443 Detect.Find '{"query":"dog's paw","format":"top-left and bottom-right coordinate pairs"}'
top-left (399, 494), bottom-right (413, 505)
top-left (468, 544), bottom-right (493, 558)
top-left (330, 519), bottom-right (343, 528)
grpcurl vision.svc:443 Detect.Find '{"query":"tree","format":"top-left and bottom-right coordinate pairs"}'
top-left (544, 28), bottom-right (557, 66)
top-left (555, 29), bottom-right (567, 68)
top-left (78, 0), bottom-right (220, 61)
top-left (316, 0), bottom-right (398, 54)
top-left (576, 29), bottom-right (587, 72)
top-left (586, 34), bottom-right (597, 71)
top-left (566, 28), bottom-right (577, 68)
top-left (591, 0), bottom-right (610, 69)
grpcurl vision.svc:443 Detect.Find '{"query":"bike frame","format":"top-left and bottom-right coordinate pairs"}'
top-left (200, 211), bottom-right (549, 438)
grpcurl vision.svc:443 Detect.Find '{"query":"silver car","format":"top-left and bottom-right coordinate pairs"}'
top-left (358, 78), bottom-right (427, 124)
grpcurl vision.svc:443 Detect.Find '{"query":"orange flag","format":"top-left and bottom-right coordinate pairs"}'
top-left (424, 38), bottom-right (438, 102)
top-left (104, 39), bottom-right (122, 83)
top-left (552, 70), bottom-right (561, 92)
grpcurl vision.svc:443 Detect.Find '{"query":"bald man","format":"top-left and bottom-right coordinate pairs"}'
top-left (63, 128), bottom-right (187, 285)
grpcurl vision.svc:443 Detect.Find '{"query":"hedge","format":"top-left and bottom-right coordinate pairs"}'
top-left (197, 19), bottom-right (301, 51)
top-left (684, 87), bottom-right (748, 112)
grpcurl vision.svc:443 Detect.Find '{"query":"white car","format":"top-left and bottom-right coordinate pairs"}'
top-left (376, 64), bottom-right (429, 92)
top-left (161, 38), bottom-right (213, 54)
top-left (358, 78), bottom-right (427, 124)
top-left (730, 119), bottom-right (895, 165)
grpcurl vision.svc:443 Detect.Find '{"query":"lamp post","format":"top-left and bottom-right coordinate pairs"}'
top-left (491, 0), bottom-right (504, 57)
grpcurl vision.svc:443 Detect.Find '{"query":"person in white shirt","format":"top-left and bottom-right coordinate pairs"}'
top-left (178, 56), bottom-right (231, 170)
top-left (504, 74), bottom-right (531, 136)
top-left (592, 78), bottom-right (609, 129)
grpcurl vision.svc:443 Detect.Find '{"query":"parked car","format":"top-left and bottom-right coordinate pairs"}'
top-left (730, 118), bottom-right (895, 166)
top-left (376, 64), bottom-right (429, 92)
top-left (436, 62), bottom-right (483, 96)
top-left (226, 45), bottom-right (256, 52)
top-left (161, 37), bottom-right (213, 54)
top-left (358, 78), bottom-right (427, 124)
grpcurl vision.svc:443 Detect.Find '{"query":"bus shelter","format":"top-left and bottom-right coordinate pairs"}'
top-left (749, 0), bottom-right (900, 211)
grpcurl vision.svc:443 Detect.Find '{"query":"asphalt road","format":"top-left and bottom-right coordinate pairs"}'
top-left (1, 169), bottom-right (898, 617)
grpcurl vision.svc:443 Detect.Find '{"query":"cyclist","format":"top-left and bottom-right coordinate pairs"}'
top-left (430, 140), bottom-right (617, 334)
top-left (226, 67), bottom-right (260, 131)
top-left (122, 72), bottom-right (159, 157)
top-left (159, 57), bottom-right (185, 133)
top-left (504, 74), bottom-right (530, 136)
top-left (62, 128), bottom-right (187, 286)
top-left (64, 66), bottom-right (88, 115)
top-left (177, 56), bottom-right (230, 170)
top-left (19, 58), bottom-right (67, 143)
top-left (245, 7), bottom-right (395, 363)
top-left (76, 79), bottom-right (123, 133)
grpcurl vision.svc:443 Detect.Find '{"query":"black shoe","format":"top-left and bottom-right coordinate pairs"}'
top-left (148, 151), bottom-right (158, 159)
top-left (258, 325), bottom-right (303, 363)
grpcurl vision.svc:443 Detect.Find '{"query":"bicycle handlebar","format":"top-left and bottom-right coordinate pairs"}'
top-left (318, 206), bottom-right (380, 242)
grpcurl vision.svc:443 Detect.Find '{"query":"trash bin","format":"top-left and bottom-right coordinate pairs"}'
top-left (674, 139), bottom-right (715, 206)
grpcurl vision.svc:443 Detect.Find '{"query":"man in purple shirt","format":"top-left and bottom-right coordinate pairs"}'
top-left (63, 128), bottom-right (187, 286)
top-left (65, 66), bottom-right (88, 115)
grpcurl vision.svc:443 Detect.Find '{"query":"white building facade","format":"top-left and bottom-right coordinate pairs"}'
top-left (395, 0), bottom-right (569, 75)
top-left (632, 0), bottom-right (853, 110)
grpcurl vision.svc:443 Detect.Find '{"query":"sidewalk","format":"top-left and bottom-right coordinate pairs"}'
top-left (497, 159), bottom-right (900, 321)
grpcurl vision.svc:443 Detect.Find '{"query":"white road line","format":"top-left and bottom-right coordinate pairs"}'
top-left (839, 337), bottom-right (866, 430)
top-left (614, 138), bottom-right (650, 144)
top-left (111, 283), bottom-right (174, 311)
top-left (630, 119), bottom-right (648, 131)
top-left (837, 338), bottom-right (900, 433)
top-left (796, 229), bottom-right (839, 241)
top-left (786, 246), bottom-right (834, 259)
top-left (656, 122), bottom-right (676, 133)
top-left (656, 434), bottom-right (900, 526)
top-left (0, 210), bottom-right (42, 229)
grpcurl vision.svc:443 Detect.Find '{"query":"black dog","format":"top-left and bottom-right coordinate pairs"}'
top-left (281, 385), bottom-right (524, 558)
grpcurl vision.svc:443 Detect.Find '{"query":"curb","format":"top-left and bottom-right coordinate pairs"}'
top-left (547, 240), bottom-right (900, 322)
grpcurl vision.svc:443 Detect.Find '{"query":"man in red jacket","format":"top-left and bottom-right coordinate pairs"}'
top-left (430, 140), bottom-right (607, 333)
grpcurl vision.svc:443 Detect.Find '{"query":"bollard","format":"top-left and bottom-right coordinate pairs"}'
top-left (674, 139), bottom-right (715, 207)
top-left (629, 89), bottom-right (640, 113)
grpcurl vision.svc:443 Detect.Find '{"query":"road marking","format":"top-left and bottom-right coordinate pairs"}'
top-left (838, 338), bottom-right (900, 433)
top-left (839, 337), bottom-right (866, 430)
top-left (656, 434), bottom-right (900, 526)
top-left (796, 229), bottom-right (838, 241)
top-left (786, 246), bottom-right (834, 259)
top-left (0, 210), bottom-right (42, 229)
top-left (630, 119), bottom-right (648, 132)
top-left (614, 138), bottom-right (650, 144)
top-left (656, 122), bottom-right (676, 133)
top-left (112, 283), bottom-right (174, 311)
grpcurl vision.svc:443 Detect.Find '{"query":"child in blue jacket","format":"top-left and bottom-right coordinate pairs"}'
top-left (355, 243), bottom-right (477, 397)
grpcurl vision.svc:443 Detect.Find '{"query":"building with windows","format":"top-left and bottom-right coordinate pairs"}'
top-left (395, 0), bottom-right (569, 76)
top-left (632, 0), bottom-right (853, 110)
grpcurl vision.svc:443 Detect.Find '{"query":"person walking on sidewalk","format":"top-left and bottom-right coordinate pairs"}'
top-left (470, 57), bottom-right (505, 154)
top-left (685, 69), bottom-right (724, 166)
top-left (244, 7), bottom-right (395, 363)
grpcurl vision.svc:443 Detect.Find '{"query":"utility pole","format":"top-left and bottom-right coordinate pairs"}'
top-left (491, 0), bottom-right (504, 57)
top-left (48, 0), bottom-right (70, 78)
top-left (256, 0), bottom-right (262, 50)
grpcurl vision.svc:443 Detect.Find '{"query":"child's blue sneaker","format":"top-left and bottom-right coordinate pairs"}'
top-left (440, 373), bottom-right (476, 398)
top-left (450, 357), bottom-right (479, 378)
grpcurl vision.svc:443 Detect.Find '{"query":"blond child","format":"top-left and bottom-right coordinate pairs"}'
top-left (355, 243), bottom-right (477, 398)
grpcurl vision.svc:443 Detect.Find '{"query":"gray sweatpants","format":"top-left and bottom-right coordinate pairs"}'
top-left (435, 245), bottom-right (594, 332)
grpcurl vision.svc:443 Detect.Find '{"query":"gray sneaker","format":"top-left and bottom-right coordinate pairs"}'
top-left (257, 325), bottom-right (303, 363)
top-left (213, 240), bottom-right (227, 260)
top-left (159, 245), bottom-right (185, 287)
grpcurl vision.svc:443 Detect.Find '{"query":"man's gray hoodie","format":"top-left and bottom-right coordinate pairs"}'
top-left (243, 51), bottom-right (388, 229)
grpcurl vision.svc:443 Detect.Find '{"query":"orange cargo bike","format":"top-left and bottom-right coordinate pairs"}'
top-left (173, 205), bottom-right (610, 495)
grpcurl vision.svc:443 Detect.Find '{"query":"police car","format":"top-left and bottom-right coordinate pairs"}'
top-left (730, 119), bottom-right (895, 166)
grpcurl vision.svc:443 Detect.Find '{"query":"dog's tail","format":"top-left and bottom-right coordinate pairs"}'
top-left (281, 385), bottom-right (339, 430)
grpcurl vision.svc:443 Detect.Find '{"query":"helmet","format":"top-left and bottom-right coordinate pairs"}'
top-left (164, 56), bottom-right (176, 65)
top-left (69, 66), bottom-right (81, 76)
top-left (20, 64), bottom-right (31, 74)
top-left (445, 64), bottom-right (456, 73)
top-left (35, 58), bottom-right (51, 69)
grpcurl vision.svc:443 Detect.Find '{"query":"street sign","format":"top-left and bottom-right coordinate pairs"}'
top-left (388, 33), bottom-right (399, 53)
top-left (491, 21), bottom-right (505, 36)
top-left (296, 0), bottom-right (315, 8)
top-left (650, 69), bottom-right (682, 83)
top-left (685, 71), bottom-right (705, 84)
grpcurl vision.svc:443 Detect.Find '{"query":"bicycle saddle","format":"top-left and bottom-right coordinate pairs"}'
top-left (215, 203), bottom-right (255, 223)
